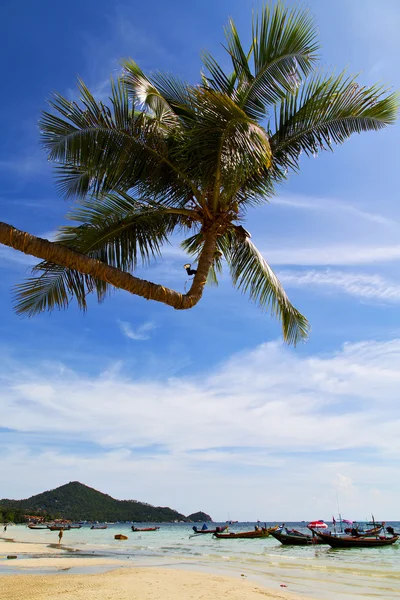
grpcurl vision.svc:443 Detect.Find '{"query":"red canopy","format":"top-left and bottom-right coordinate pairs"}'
top-left (308, 520), bottom-right (328, 529)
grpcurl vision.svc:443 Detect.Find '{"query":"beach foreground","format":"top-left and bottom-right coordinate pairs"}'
top-left (0, 567), bottom-right (310, 600)
top-left (2, 525), bottom-right (399, 599)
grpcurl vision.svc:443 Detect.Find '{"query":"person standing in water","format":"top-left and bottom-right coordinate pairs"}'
top-left (58, 529), bottom-right (64, 544)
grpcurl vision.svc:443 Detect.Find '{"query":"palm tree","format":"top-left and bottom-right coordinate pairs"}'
top-left (0, 3), bottom-right (397, 345)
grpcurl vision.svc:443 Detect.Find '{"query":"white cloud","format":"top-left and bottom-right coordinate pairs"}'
top-left (0, 151), bottom-right (49, 177)
top-left (1, 339), bottom-right (400, 518)
top-left (118, 319), bottom-right (156, 340)
top-left (264, 244), bottom-right (400, 266)
top-left (279, 269), bottom-right (400, 302)
top-left (0, 230), bottom-right (57, 269)
top-left (272, 194), bottom-right (398, 229)
top-left (0, 246), bottom-right (36, 267)
top-left (258, 193), bottom-right (400, 266)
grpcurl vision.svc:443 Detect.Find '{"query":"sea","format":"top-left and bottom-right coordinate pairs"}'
top-left (1, 522), bottom-right (400, 599)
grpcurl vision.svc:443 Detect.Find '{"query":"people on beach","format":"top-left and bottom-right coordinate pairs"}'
top-left (58, 529), bottom-right (64, 544)
top-left (3, 524), bottom-right (7, 532)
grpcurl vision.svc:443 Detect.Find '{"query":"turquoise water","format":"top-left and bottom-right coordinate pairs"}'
top-left (2, 522), bottom-right (400, 599)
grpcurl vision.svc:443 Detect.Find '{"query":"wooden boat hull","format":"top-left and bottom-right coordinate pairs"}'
top-left (344, 526), bottom-right (383, 536)
top-left (131, 526), bottom-right (160, 532)
top-left (315, 531), bottom-right (399, 548)
top-left (271, 530), bottom-right (325, 546)
top-left (48, 526), bottom-right (71, 531)
top-left (114, 534), bottom-right (128, 540)
top-left (28, 525), bottom-right (48, 530)
top-left (91, 525), bottom-right (108, 529)
top-left (214, 527), bottom-right (277, 539)
top-left (192, 525), bottom-right (228, 534)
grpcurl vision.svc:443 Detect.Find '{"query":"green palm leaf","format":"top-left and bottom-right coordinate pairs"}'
top-left (223, 231), bottom-right (309, 345)
top-left (14, 193), bottom-right (188, 316)
top-left (14, 266), bottom-right (103, 316)
top-left (6, 3), bottom-right (396, 344)
top-left (123, 60), bottom-right (195, 121)
top-left (270, 72), bottom-right (399, 171)
top-left (240, 2), bottom-right (319, 115)
top-left (182, 88), bottom-right (273, 203)
top-left (40, 80), bottom-right (196, 204)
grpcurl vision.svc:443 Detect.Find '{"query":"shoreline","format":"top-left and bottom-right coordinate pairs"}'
top-left (2, 528), bottom-right (400, 600)
top-left (0, 535), bottom-right (314, 600)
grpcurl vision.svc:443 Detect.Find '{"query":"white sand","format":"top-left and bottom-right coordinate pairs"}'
top-left (0, 567), bottom-right (312, 600)
top-left (0, 540), bottom-right (64, 556)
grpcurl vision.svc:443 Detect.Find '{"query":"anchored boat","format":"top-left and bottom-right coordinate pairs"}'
top-left (314, 530), bottom-right (399, 548)
top-left (214, 525), bottom-right (278, 539)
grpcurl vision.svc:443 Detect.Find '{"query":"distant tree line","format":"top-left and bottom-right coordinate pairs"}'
top-left (0, 482), bottom-right (211, 523)
top-left (0, 507), bottom-right (57, 524)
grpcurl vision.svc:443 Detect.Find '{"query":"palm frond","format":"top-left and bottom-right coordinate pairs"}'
top-left (239, 3), bottom-right (319, 116)
top-left (14, 193), bottom-right (187, 316)
top-left (223, 17), bottom-right (253, 85)
top-left (270, 72), bottom-right (399, 171)
top-left (223, 231), bottom-right (309, 344)
top-left (40, 80), bottom-right (195, 204)
top-left (201, 51), bottom-right (236, 96)
top-left (14, 265), bottom-right (103, 316)
top-left (61, 193), bottom-right (180, 269)
top-left (122, 60), bottom-right (180, 128)
top-left (183, 88), bottom-right (272, 200)
top-left (148, 71), bottom-right (195, 120)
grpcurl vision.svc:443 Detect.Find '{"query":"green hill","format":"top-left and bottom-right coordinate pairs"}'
top-left (0, 482), bottom-right (212, 523)
top-left (186, 511), bottom-right (212, 522)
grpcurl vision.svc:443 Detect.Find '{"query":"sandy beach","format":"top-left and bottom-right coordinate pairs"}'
top-left (0, 567), bottom-right (311, 600)
top-left (2, 526), bottom-right (399, 600)
top-left (0, 534), bottom-right (312, 600)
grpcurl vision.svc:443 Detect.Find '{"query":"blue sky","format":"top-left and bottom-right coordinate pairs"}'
top-left (1, 0), bottom-right (400, 520)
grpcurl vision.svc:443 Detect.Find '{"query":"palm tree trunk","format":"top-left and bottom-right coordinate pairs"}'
top-left (0, 221), bottom-right (217, 310)
top-left (182, 225), bottom-right (219, 307)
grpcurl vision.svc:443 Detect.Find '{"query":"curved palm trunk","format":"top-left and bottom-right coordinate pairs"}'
top-left (0, 221), bottom-right (217, 310)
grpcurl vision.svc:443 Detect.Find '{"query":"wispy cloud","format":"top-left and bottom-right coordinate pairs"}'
top-left (0, 150), bottom-right (49, 178)
top-left (0, 247), bottom-right (36, 268)
top-left (1, 339), bottom-right (400, 516)
top-left (264, 244), bottom-right (400, 266)
top-left (279, 269), bottom-right (400, 303)
top-left (118, 320), bottom-right (156, 340)
top-left (272, 194), bottom-right (398, 229)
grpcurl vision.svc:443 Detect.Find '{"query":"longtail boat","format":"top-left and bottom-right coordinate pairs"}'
top-left (48, 525), bottom-right (71, 531)
top-left (214, 525), bottom-right (278, 539)
top-left (271, 528), bottom-right (325, 546)
top-left (192, 525), bottom-right (228, 534)
top-left (131, 526), bottom-right (160, 532)
top-left (91, 525), bottom-right (107, 529)
top-left (314, 530), bottom-right (399, 548)
top-left (344, 525), bottom-right (383, 536)
top-left (28, 525), bottom-right (48, 530)
top-left (114, 534), bottom-right (128, 540)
